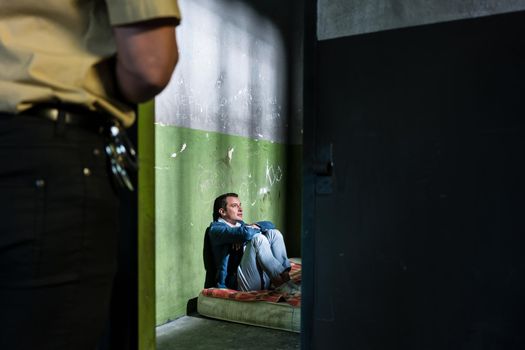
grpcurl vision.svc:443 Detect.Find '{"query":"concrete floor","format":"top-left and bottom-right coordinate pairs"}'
top-left (157, 314), bottom-right (300, 350)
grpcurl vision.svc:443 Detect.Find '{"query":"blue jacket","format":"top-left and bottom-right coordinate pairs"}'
top-left (207, 219), bottom-right (275, 289)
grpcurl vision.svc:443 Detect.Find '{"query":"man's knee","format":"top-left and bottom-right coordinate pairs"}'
top-left (265, 228), bottom-right (283, 241)
top-left (250, 232), bottom-right (266, 246)
top-left (249, 229), bottom-right (284, 248)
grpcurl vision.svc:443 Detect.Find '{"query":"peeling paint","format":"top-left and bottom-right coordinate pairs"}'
top-left (171, 143), bottom-right (188, 159)
top-left (227, 147), bottom-right (234, 162)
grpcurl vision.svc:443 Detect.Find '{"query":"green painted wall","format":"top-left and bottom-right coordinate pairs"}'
top-left (155, 125), bottom-right (301, 325)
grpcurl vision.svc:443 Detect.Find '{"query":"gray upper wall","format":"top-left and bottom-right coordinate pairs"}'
top-left (156, 0), bottom-right (302, 144)
top-left (318, 0), bottom-right (525, 40)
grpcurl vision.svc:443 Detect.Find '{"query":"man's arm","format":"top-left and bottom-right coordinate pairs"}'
top-left (254, 221), bottom-right (276, 232)
top-left (208, 221), bottom-right (260, 245)
top-left (113, 18), bottom-right (179, 103)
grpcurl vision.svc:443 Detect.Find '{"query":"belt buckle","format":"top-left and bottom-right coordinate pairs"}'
top-left (104, 120), bottom-right (137, 192)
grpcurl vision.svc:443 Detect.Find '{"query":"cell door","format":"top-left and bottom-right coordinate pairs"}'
top-left (303, 9), bottom-right (525, 350)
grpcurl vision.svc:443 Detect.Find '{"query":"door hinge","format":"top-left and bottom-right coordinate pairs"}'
top-left (314, 143), bottom-right (334, 194)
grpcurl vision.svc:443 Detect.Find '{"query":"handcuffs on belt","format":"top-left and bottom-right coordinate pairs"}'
top-left (104, 120), bottom-right (138, 192)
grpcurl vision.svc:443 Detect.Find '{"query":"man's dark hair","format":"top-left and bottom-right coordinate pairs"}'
top-left (213, 192), bottom-right (238, 221)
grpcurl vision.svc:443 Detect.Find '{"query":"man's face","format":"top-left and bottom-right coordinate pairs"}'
top-left (220, 196), bottom-right (243, 224)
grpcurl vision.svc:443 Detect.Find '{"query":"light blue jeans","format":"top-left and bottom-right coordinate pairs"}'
top-left (237, 229), bottom-right (291, 291)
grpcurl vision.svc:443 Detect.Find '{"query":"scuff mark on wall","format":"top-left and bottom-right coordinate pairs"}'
top-left (259, 187), bottom-right (269, 195)
top-left (227, 147), bottom-right (234, 163)
top-left (192, 144), bottom-right (285, 211)
top-left (265, 159), bottom-right (283, 186)
top-left (170, 143), bottom-right (188, 159)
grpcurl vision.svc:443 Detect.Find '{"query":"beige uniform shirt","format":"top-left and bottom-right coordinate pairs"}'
top-left (0, 0), bottom-right (180, 126)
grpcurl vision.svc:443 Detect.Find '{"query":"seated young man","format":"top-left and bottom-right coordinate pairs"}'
top-left (207, 192), bottom-right (298, 292)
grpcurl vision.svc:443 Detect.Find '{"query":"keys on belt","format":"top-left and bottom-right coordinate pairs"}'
top-left (104, 120), bottom-right (138, 192)
top-left (24, 105), bottom-right (138, 192)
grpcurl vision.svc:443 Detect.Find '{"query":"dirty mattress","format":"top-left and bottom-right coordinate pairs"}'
top-left (197, 260), bottom-right (301, 333)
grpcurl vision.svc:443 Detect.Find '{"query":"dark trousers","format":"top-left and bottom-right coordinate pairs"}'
top-left (0, 113), bottom-right (119, 349)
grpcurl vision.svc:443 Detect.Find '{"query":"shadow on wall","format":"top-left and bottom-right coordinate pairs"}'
top-left (154, 0), bottom-right (303, 325)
